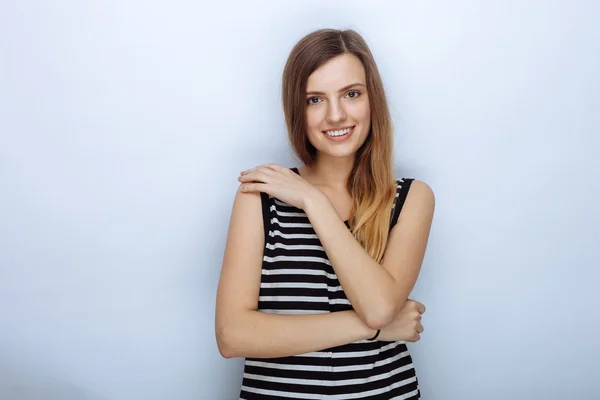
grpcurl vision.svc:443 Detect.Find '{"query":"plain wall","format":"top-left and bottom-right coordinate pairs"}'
top-left (1, 1), bottom-right (599, 399)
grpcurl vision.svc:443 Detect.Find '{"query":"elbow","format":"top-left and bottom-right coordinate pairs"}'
top-left (215, 325), bottom-right (238, 359)
top-left (364, 298), bottom-right (409, 330)
top-left (216, 310), bottom-right (254, 359)
top-left (364, 313), bottom-right (394, 331)
top-left (217, 340), bottom-right (235, 359)
top-left (362, 303), bottom-right (396, 331)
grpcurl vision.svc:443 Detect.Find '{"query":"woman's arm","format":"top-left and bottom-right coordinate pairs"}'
top-left (303, 180), bottom-right (435, 330)
top-left (215, 186), bottom-right (375, 359)
top-left (217, 309), bottom-right (374, 359)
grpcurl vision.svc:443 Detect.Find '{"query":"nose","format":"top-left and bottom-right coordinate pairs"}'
top-left (325, 99), bottom-right (347, 124)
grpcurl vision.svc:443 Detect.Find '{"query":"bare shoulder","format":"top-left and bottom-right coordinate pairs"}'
top-left (407, 179), bottom-right (435, 205)
top-left (401, 179), bottom-right (435, 222)
top-left (224, 184), bottom-right (266, 256)
top-left (230, 183), bottom-right (263, 221)
top-left (384, 179), bottom-right (435, 262)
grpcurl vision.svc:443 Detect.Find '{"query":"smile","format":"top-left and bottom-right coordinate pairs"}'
top-left (323, 125), bottom-right (355, 138)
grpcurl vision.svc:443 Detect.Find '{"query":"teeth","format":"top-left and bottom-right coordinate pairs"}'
top-left (325, 127), bottom-right (351, 137)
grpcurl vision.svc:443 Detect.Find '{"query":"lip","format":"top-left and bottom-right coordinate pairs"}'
top-left (322, 125), bottom-right (355, 134)
top-left (322, 125), bottom-right (355, 142)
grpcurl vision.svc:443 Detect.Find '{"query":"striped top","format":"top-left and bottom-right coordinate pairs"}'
top-left (240, 168), bottom-right (418, 400)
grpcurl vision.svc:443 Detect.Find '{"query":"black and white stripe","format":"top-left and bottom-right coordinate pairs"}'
top-left (240, 172), bottom-right (417, 399)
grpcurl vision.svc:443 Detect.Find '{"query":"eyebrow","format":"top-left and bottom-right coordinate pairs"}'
top-left (306, 83), bottom-right (366, 96)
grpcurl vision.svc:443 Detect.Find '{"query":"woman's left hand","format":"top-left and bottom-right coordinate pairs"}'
top-left (238, 163), bottom-right (319, 210)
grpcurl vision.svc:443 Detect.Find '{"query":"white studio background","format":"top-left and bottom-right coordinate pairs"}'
top-left (1, 1), bottom-right (599, 399)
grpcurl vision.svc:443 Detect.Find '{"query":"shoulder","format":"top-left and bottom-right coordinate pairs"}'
top-left (398, 179), bottom-right (435, 219)
top-left (229, 184), bottom-right (264, 229)
top-left (233, 183), bottom-right (262, 210)
top-left (404, 179), bottom-right (434, 201)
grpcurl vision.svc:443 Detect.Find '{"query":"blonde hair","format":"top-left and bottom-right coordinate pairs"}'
top-left (282, 28), bottom-right (396, 262)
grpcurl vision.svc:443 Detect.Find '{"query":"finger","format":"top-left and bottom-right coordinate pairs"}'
top-left (409, 333), bottom-right (421, 342)
top-left (258, 167), bottom-right (280, 178)
top-left (417, 303), bottom-right (426, 315)
top-left (240, 183), bottom-right (268, 193)
top-left (242, 164), bottom-right (289, 178)
top-left (247, 166), bottom-right (280, 179)
top-left (239, 171), bottom-right (271, 183)
top-left (264, 163), bottom-right (286, 173)
top-left (240, 166), bottom-right (259, 175)
top-left (243, 164), bottom-right (280, 174)
top-left (416, 322), bottom-right (424, 333)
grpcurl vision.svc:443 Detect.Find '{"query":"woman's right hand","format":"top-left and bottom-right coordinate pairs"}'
top-left (377, 299), bottom-right (426, 342)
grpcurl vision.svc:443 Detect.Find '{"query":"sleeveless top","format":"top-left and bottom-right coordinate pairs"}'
top-left (239, 168), bottom-right (419, 400)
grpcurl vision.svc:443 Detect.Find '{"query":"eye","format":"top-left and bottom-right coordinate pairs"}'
top-left (345, 90), bottom-right (361, 99)
top-left (307, 96), bottom-right (322, 105)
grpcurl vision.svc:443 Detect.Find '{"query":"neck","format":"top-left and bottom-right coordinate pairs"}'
top-left (302, 153), bottom-right (355, 190)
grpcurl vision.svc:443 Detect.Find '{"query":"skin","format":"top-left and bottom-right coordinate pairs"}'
top-left (215, 53), bottom-right (434, 359)
top-left (300, 53), bottom-right (371, 219)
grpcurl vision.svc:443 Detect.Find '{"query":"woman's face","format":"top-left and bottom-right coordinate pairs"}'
top-left (305, 53), bottom-right (371, 159)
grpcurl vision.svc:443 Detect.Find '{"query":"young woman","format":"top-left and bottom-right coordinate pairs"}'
top-left (215, 28), bottom-right (435, 399)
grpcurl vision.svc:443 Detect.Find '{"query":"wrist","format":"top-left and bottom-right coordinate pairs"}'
top-left (367, 329), bottom-right (381, 341)
top-left (302, 187), bottom-right (327, 213)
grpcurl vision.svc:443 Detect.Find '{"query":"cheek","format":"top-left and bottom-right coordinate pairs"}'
top-left (349, 101), bottom-right (370, 123)
top-left (305, 108), bottom-right (323, 131)
top-left (351, 103), bottom-right (371, 142)
top-left (360, 106), bottom-right (371, 122)
top-left (361, 95), bottom-right (371, 117)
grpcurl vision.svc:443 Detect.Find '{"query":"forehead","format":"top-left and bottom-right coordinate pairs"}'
top-left (306, 53), bottom-right (366, 92)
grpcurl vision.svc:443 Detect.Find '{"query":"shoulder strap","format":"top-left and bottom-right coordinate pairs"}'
top-left (259, 191), bottom-right (272, 245)
top-left (389, 179), bottom-right (414, 231)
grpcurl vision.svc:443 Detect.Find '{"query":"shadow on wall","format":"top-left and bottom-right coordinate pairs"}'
top-left (0, 365), bottom-right (107, 400)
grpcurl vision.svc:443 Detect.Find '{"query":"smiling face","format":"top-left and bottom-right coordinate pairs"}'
top-left (304, 53), bottom-right (371, 160)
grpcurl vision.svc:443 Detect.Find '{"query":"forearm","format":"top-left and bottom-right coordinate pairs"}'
top-left (303, 191), bottom-right (399, 328)
top-left (216, 309), bottom-right (375, 359)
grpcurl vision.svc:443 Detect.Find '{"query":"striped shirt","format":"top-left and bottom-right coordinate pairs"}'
top-left (240, 168), bottom-right (418, 399)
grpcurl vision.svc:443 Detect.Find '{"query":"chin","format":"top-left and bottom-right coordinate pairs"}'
top-left (314, 146), bottom-right (359, 159)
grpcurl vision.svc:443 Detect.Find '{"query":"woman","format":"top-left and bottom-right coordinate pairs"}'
top-left (215, 28), bottom-right (435, 399)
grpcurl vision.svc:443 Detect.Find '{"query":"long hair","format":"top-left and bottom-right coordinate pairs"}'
top-left (282, 28), bottom-right (396, 262)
